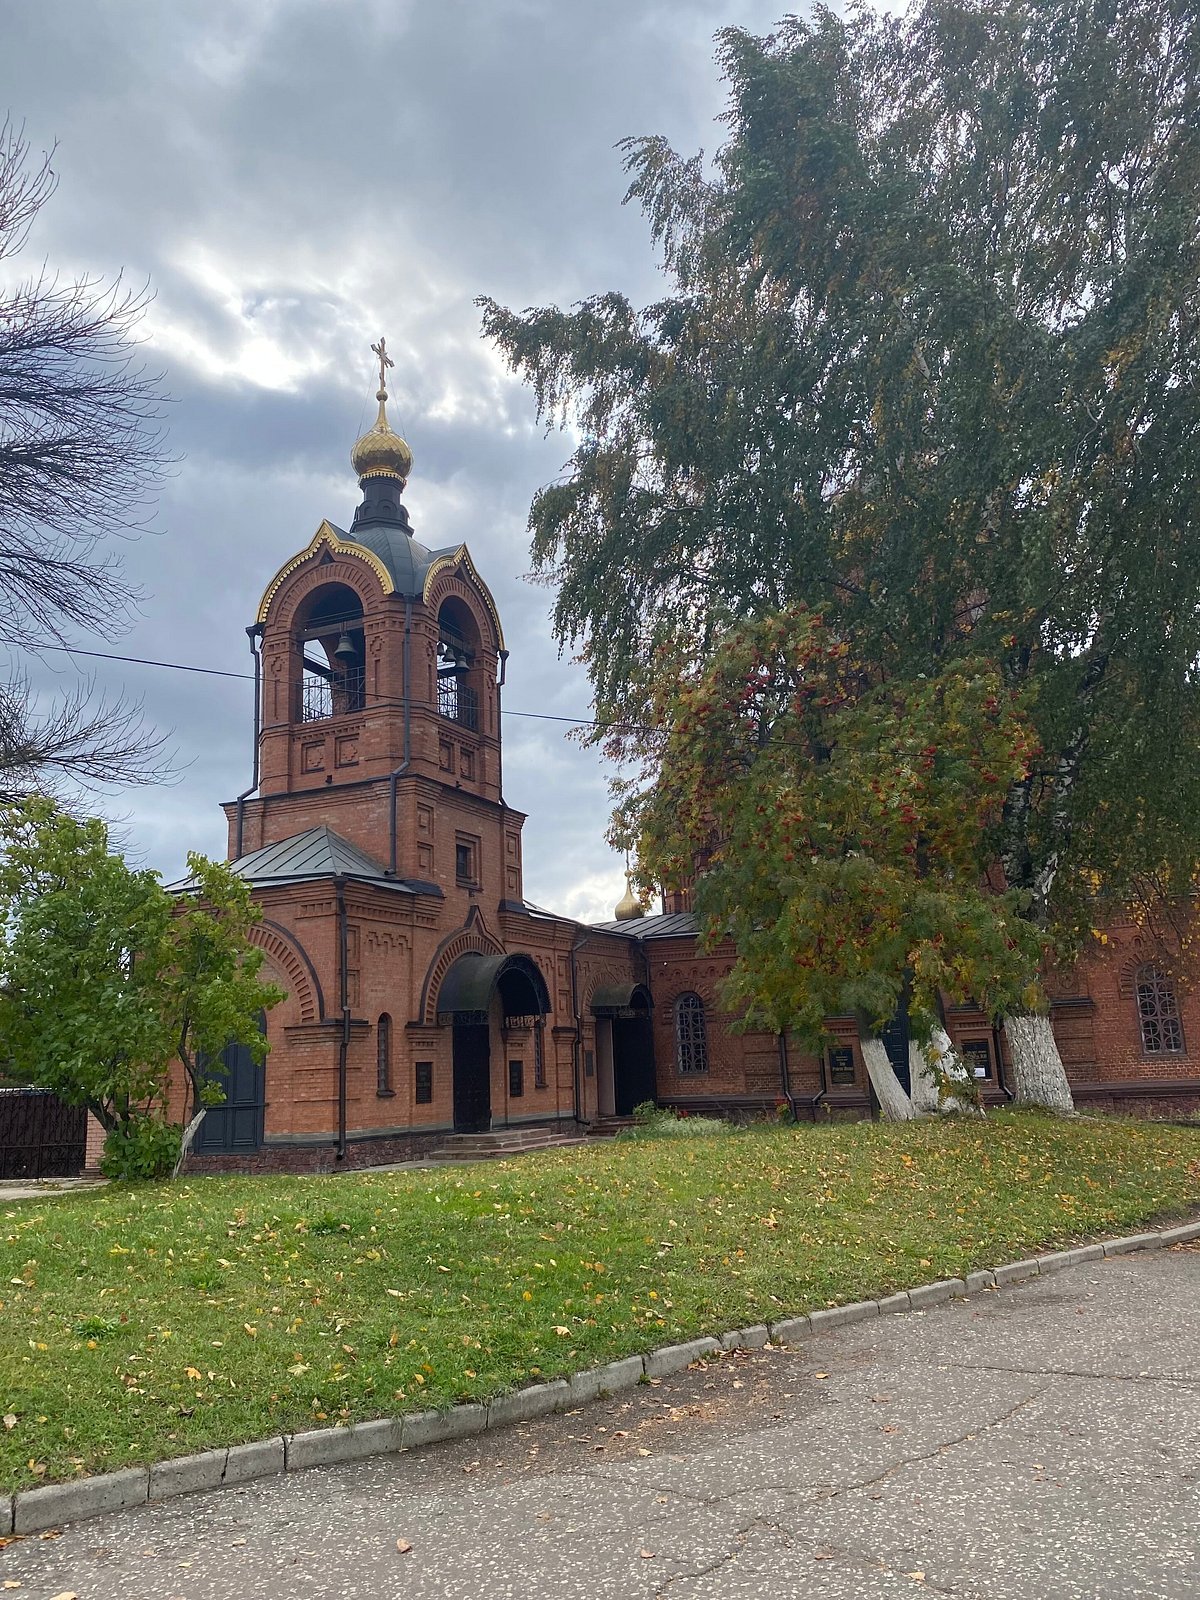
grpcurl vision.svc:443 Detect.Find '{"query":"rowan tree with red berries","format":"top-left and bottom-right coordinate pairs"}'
top-left (620, 610), bottom-right (1042, 1117)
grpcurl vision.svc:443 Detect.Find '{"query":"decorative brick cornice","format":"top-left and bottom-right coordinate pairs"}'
top-left (256, 521), bottom-right (395, 624)
top-left (422, 546), bottom-right (506, 653)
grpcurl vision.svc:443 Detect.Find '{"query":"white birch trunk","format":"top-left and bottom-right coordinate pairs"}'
top-left (908, 1041), bottom-right (940, 1115)
top-left (171, 1108), bottom-right (207, 1180)
top-left (1003, 1009), bottom-right (1075, 1113)
top-left (931, 1026), bottom-right (982, 1115)
top-left (860, 1035), bottom-right (915, 1122)
top-left (908, 1030), bottom-right (983, 1115)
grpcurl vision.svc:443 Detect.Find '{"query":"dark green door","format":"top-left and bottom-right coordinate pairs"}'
top-left (453, 1023), bottom-right (491, 1132)
top-left (612, 1016), bottom-right (656, 1115)
top-left (194, 1037), bottom-right (265, 1154)
top-left (880, 1009), bottom-right (912, 1097)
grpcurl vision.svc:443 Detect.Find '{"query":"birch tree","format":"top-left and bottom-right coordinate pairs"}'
top-left (483, 0), bottom-right (1200, 1113)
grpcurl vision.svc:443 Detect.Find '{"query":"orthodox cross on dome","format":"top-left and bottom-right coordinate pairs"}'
top-left (370, 335), bottom-right (394, 399)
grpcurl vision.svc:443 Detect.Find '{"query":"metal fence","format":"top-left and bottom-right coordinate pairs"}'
top-left (299, 665), bottom-right (366, 723)
top-left (0, 1087), bottom-right (87, 1179)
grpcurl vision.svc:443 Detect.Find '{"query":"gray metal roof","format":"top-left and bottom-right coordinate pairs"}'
top-left (170, 826), bottom-right (441, 897)
top-left (588, 912), bottom-right (699, 940)
top-left (341, 519), bottom-right (459, 599)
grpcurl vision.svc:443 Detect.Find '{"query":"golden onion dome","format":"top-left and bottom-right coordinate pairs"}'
top-left (614, 871), bottom-right (644, 922)
top-left (351, 386), bottom-right (413, 485)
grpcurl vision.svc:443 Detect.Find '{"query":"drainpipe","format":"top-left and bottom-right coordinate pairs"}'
top-left (234, 625), bottom-right (264, 860)
top-left (569, 931), bottom-right (589, 1126)
top-left (809, 1046), bottom-right (830, 1122)
top-left (496, 648), bottom-right (508, 796)
top-left (387, 600), bottom-right (413, 876)
top-left (335, 877), bottom-right (350, 1161)
top-left (777, 1032), bottom-right (800, 1122)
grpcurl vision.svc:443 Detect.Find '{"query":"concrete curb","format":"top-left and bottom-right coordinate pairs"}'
top-left (4, 1215), bottom-right (1198, 1536)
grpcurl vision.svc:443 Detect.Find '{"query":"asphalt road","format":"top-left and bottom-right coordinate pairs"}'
top-left (2, 1245), bottom-right (1197, 1599)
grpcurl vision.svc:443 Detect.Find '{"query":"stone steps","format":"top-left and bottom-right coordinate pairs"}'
top-left (586, 1116), bottom-right (636, 1139)
top-left (427, 1127), bottom-right (586, 1162)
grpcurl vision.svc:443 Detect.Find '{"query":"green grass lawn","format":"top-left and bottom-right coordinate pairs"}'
top-left (1, 1110), bottom-right (1198, 1490)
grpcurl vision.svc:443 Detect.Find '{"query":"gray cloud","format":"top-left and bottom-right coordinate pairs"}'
top-left (2, 0), bottom-right (789, 923)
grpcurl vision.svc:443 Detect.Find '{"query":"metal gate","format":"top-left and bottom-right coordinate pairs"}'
top-left (0, 1087), bottom-right (87, 1179)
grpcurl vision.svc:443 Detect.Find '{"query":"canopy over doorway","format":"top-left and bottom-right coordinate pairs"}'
top-left (437, 952), bottom-right (551, 1132)
top-left (592, 982), bottom-right (655, 1118)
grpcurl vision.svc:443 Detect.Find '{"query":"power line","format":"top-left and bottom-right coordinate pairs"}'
top-left (36, 643), bottom-right (253, 682)
top-left (30, 641), bottom-right (612, 729)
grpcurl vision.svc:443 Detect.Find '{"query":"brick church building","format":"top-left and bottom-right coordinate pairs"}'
top-left (182, 355), bottom-right (1200, 1172)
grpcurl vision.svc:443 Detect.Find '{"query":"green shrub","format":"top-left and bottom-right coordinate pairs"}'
top-left (98, 1113), bottom-right (182, 1181)
top-left (625, 1103), bottom-right (730, 1138)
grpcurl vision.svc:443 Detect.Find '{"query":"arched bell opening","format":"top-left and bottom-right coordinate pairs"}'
top-left (592, 983), bottom-right (655, 1118)
top-left (436, 597), bottom-right (483, 734)
top-left (294, 582), bottom-right (367, 723)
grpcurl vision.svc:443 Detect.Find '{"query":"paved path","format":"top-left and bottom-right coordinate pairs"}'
top-left (2, 1246), bottom-right (1197, 1599)
top-left (0, 1179), bottom-right (104, 1204)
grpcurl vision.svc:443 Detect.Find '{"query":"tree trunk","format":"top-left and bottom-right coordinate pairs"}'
top-left (908, 1041), bottom-right (940, 1115)
top-left (171, 1107), bottom-right (207, 1180)
top-left (932, 1027), bottom-right (982, 1114)
top-left (860, 1034), bottom-right (915, 1121)
top-left (908, 1030), bottom-right (983, 1115)
top-left (1003, 1007), bottom-right (1075, 1113)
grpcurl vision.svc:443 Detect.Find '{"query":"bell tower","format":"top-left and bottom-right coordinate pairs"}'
top-left (225, 339), bottom-right (525, 907)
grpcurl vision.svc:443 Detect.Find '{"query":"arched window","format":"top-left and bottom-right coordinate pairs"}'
top-left (1136, 964), bottom-right (1185, 1054)
top-left (675, 993), bottom-right (708, 1075)
top-left (376, 1013), bottom-right (394, 1096)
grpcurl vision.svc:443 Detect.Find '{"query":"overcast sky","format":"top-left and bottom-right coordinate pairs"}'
top-left (2, 0), bottom-right (794, 924)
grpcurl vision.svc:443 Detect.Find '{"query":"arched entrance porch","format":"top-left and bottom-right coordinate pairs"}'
top-left (592, 983), bottom-right (656, 1117)
top-left (436, 953), bottom-right (551, 1133)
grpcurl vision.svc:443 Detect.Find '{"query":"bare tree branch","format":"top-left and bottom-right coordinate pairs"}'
top-left (0, 672), bottom-right (174, 804)
top-left (0, 115), bottom-right (176, 798)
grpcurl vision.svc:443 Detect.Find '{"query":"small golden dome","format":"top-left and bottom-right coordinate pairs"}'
top-left (351, 387), bottom-right (414, 485)
top-left (614, 871), bottom-right (644, 922)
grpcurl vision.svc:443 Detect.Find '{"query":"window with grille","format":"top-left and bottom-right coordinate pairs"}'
top-left (376, 1013), bottom-right (393, 1097)
top-left (675, 993), bottom-right (709, 1075)
top-left (534, 1024), bottom-right (546, 1089)
top-left (1136, 964), bottom-right (1185, 1054)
